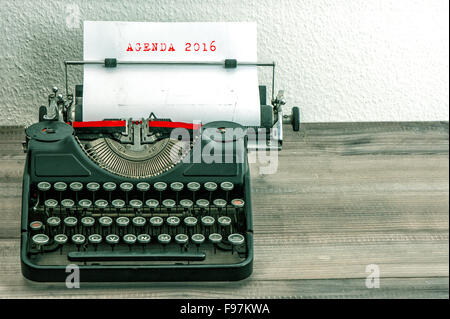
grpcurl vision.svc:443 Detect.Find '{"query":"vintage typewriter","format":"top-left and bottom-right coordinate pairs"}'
top-left (21, 58), bottom-right (300, 282)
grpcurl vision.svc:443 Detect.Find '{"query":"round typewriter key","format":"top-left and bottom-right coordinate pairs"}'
top-left (116, 216), bottom-right (130, 227)
top-left (204, 182), bottom-right (217, 192)
top-left (45, 198), bottom-right (58, 209)
top-left (86, 182), bottom-right (100, 192)
top-left (37, 181), bottom-right (51, 192)
top-left (72, 234), bottom-right (86, 247)
top-left (209, 233), bottom-right (222, 244)
top-left (88, 234), bottom-right (102, 251)
top-left (94, 199), bottom-right (108, 209)
top-left (123, 234), bottom-right (137, 247)
top-left (201, 216), bottom-right (215, 227)
top-left (32, 234), bottom-right (49, 248)
top-left (145, 199), bottom-right (159, 210)
top-left (112, 199), bottom-right (125, 210)
top-left (54, 234), bottom-right (68, 245)
top-left (137, 182), bottom-right (150, 192)
top-left (154, 182), bottom-right (167, 192)
top-left (187, 182), bottom-right (201, 192)
top-left (162, 199), bottom-right (176, 209)
top-left (167, 216), bottom-right (180, 227)
top-left (132, 216), bottom-right (146, 227)
top-left (150, 216), bottom-right (164, 227)
top-left (64, 216), bottom-right (78, 227)
top-left (120, 182), bottom-right (134, 192)
top-left (47, 216), bottom-right (61, 228)
top-left (196, 199), bottom-right (209, 209)
top-left (103, 182), bottom-right (117, 192)
top-left (78, 199), bottom-right (92, 209)
top-left (137, 233), bottom-right (151, 245)
top-left (130, 199), bottom-right (143, 210)
top-left (218, 216), bottom-right (232, 227)
top-left (175, 233), bottom-right (189, 250)
top-left (81, 216), bottom-right (95, 227)
top-left (180, 199), bottom-right (193, 210)
top-left (184, 216), bottom-right (198, 228)
top-left (29, 221), bottom-right (43, 231)
top-left (54, 182), bottom-right (67, 192)
top-left (61, 199), bottom-right (74, 217)
top-left (220, 181), bottom-right (234, 192)
top-left (213, 199), bottom-right (227, 209)
top-left (157, 234), bottom-right (171, 245)
top-left (231, 198), bottom-right (245, 208)
top-left (69, 182), bottom-right (83, 192)
top-left (99, 216), bottom-right (113, 227)
top-left (228, 233), bottom-right (245, 246)
top-left (191, 234), bottom-right (205, 250)
top-left (170, 182), bottom-right (184, 192)
top-left (106, 234), bottom-right (120, 249)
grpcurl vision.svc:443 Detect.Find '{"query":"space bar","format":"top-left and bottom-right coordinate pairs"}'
top-left (68, 250), bottom-right (206, 262)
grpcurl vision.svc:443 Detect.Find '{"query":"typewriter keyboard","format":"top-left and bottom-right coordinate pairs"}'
top-left (26, 181), bottom-right (249, 266)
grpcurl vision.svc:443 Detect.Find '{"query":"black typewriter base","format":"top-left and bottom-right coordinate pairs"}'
top-left (21, 233), bottom-right (253, 282)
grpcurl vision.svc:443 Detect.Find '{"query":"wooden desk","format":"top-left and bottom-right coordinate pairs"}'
top-left (0, 122), bottom-right (448, 298)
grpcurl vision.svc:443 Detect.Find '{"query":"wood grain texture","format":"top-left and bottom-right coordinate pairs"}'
top-left (0, 122), bottom-right (448, 298)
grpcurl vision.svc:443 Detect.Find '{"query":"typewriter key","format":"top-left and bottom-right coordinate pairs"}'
top-left (196, 199), bottom-right (209, 211)
top-left (120, 182), bottom-right (134, 192)
top-left (187, 182), bottom-right (200, 201)
top-left (228, 233), bottom-right (245, 246)
top-left (54, 182), bottom-right (67, 192)
top-left (78, 199), bottom-right (92, 210)
top-left (184, 216), bottom-right (198, 228)
top-left (231, 198), bottom-right (245, 208)
top-left (81, 216), bottom-right (95, 232)
top-left (150, 216), bottom-right (164, 227)
top-left (201, 216), bottom-right (215, 227)
top-left (64, 216), bottom-right (78, 231)
top-left (54, 233), bottom-right (68, 253)
top-left (137, 182), bottom-right (150, 202)
top-left (175, 233), bottom-right (189, 251)
top-left (170, 182), bottom-right (184, 192)
top-left (44, 199), bottom-right (58, 215)
top-left (86, 182), bottom-right (100, 202)
top-left (180, 199), bottom-right (193, 210)
top-left (132, 216), bottom-right (146, 228)
top-left (95, 199), bottom-right (108, 210)
top-left (137, 182), bottom-right (150, 192)
top-left (218, 216), bottom-right (232, 228)
top-left (167, 216), bottom-right (181, 227)
top-left (213, 199), bottom-right (227, 209)
top-left (103, 182), bottom-right (117, 192)
top-left (157, 234), bottom-right (171, 248)
top-left (191, 234), bottom-right (205, 251)
top-left (72, 234), bottom-right (86, 251)
top-left (106, 234), bottom-right (120, 250)
top-left (154, 182), bottom-right (167, 192)
top-left (37, 181), bottom-right (51, 192)
top-left (32, 234), bottom-right (49, 252)
top-left (137, 233), bottom-right (151, 245)
top-left (47, 216), bottom-right (61, 227)
top-left (116, 216), bottom-right (130, 227)
top-left (29, 221), bottom-right (43, 232)
top-left (69, 182), bottom-right (83, 192)
top-left (209, 233), bottom-right (222, 253)
top-left (204, 182), bottom-right (218, 192)
top-left (130, 199), bottom-right (143, 211)
top-left (123, 234), bottom-right (137, 249)
top-left (162, 199), bottom-right (176, 210)
top-left (112, 199), bottom-right (125, 211)
top-left (145, 199), bottom-right (159, 211)
top-left (220, 182), bottom-right (234, 192)
top-left (54, 234), bottom-right (68, 245)
top-left (88, 234), bottom-right (102, 251)
top-left (99, 216), bottom-right (113, 227)
top-left (61, 199), bottom-right (74, 209)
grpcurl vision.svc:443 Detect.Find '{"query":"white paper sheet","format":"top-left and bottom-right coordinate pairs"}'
top-left (82, 21), bottom-right (260, 126)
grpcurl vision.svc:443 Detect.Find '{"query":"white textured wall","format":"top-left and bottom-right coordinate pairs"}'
top-left (0, 0), bottom-right (448, 126)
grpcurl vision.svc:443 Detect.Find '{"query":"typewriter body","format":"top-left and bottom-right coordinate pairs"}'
top-left (21, 56), bottom-right (299, 282)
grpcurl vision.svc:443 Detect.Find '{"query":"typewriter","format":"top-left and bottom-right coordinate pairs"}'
top-left (20, 57), bottom-right (300, 282)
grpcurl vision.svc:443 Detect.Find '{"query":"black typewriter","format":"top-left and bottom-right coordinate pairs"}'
top-left (21, 59), bottom-right (299, 282)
